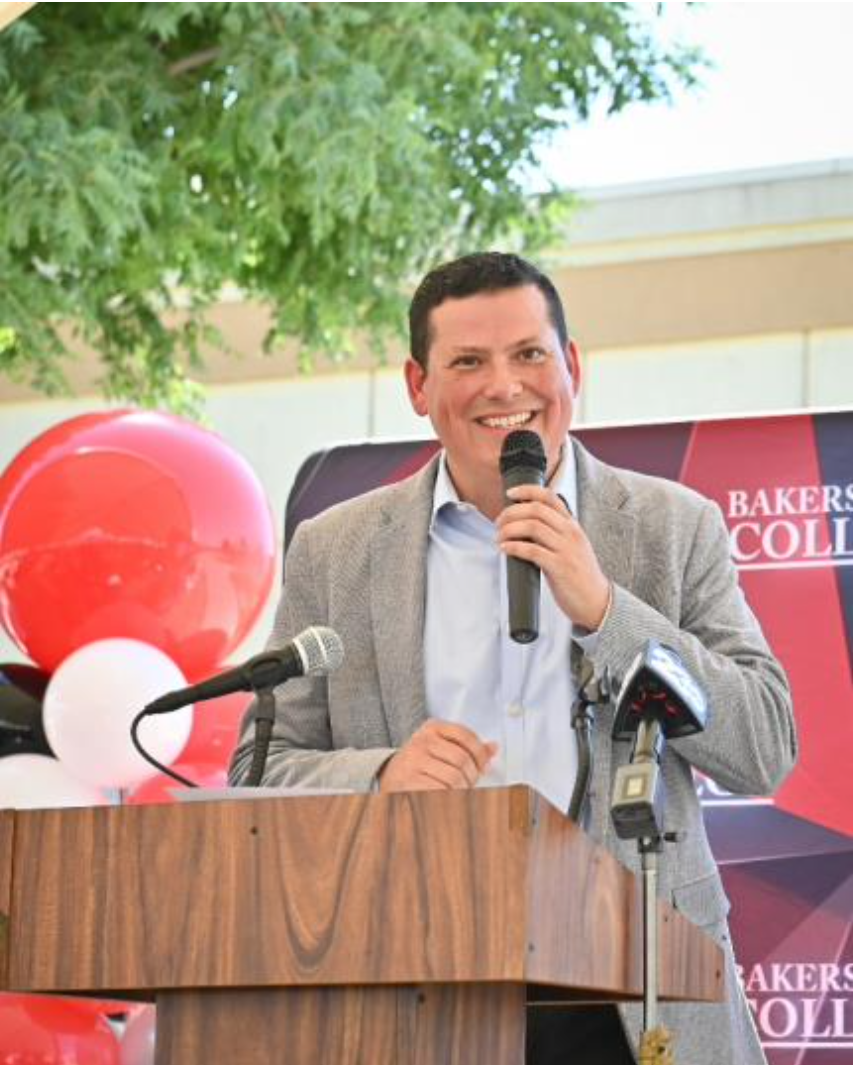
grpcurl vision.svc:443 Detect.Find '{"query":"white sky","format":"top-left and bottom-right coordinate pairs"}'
top-left (535, 1), bottom-right (854, 189)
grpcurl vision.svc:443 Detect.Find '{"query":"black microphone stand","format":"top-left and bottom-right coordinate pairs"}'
top-left (567, 655), bottom-right (610, 824)
top-left (243, 684), bottom-right (278, 787)
top-left (131, 654), bottom-right (290, 790)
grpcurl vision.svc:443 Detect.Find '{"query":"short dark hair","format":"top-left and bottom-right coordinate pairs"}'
top-left (408, 251), bottom-right (569, 368)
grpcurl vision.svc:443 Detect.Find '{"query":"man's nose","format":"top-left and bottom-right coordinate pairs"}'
top-left (483, 361), bottom-right (523, 400)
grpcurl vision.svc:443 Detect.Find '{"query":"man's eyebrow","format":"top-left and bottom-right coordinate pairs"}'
top-left (506, 336), bottom-right (545, 351)
top-left (449, 344), bottom-right (489, 354)
top-left (448, 336), bottom-right (546, 355)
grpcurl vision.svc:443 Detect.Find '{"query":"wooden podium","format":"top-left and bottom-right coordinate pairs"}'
top-left (0, 786), bottom-right (723, 1063)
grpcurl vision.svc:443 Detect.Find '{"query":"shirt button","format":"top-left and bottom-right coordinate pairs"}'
top-left (508, 702), bottom-right (524, 718)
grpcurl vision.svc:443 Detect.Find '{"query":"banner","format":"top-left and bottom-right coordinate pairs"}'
top-left (287, 411), bottom-right (853, 1064)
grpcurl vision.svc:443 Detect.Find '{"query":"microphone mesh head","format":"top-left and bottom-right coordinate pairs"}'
top-left (294, 626), bottom-right (345, 676)
top-left (499, 429), bottom-right (547, 475)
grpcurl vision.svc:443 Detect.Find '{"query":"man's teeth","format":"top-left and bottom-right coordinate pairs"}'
top-left (479, 412), bottom-right (534, 429)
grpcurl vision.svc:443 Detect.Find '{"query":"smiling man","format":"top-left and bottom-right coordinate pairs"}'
top-left (230, 252), bottom-right (796, 1064)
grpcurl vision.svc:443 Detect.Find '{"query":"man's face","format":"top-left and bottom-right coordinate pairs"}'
top-left (405, 285), bottom-right (580, 505)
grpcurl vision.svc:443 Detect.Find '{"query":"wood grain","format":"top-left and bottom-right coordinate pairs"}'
top-left (155, 984), bottom-right (526, 1065)
top-left (8, 789), bottom-right (527, 992)
top-left (6, 787), bottom-right (722, 1004)
top-left (0, 809), bottom-right (13, 988)
top-left (524, 796), bottom-right (724, 1002)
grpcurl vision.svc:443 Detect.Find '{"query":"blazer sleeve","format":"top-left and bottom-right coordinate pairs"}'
top-left (227, 521), bottom-right (397, 792)
top-left (590, 497), bottom-right (797, 796)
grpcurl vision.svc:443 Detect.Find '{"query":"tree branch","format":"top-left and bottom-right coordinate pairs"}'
top-left (168, 46), bottom-right (222, 78)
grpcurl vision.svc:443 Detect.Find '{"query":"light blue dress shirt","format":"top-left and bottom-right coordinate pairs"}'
top-left (424, 447), bottom-right (598, 813)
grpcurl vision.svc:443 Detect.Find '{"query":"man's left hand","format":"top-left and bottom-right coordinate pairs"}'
top-left (496, 484), bottom-right (611, 632)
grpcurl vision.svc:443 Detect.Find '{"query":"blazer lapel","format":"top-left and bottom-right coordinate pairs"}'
top-left (572, 438), bottom-right (638, 842)
top-left (370, 457), bottom-right (438, 747)
top-left (573, 437), bottom-right (636, 592)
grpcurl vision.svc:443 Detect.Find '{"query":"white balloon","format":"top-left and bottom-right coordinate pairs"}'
top-left (0, 754), bottom-right (108, 809)
top-left (43, 639), bottom-right (193, 789)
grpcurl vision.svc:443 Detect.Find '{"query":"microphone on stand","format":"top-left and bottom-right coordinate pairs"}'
top-left (610, 640), bottom-right (708, 841)
top-left (143, 626), bottom-right (345, 715)
top-left (132, 626), bottom-right (345, 788)
top-left (500, 429), bottom-right (547, 644)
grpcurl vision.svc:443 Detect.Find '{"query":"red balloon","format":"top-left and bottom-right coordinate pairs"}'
top-left (47, 996), bottom-right (134, 1019)
top-left (0, 412), bottom-right (276, 676)
top-left (126, 759), bottom-right (228, 804)
top-left (0, 993), bottom-right (120, 1063)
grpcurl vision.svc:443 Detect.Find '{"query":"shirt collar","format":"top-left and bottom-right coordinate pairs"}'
top-left (431, 439), bottom-right (578, 527)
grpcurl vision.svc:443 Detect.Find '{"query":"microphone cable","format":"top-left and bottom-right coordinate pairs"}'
top-left (130, 710), bottom-right (198, 788)
top-left (567, 653), bottom-right (611, 824)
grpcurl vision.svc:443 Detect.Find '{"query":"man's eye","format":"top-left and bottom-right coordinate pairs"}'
top-left (519, 347), bottom-right (547, 363)
top-left (450, 355), bottom-right (480, 369)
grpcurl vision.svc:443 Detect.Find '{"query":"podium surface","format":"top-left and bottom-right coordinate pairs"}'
top-left (0, 787), bottom-right (723, 1063)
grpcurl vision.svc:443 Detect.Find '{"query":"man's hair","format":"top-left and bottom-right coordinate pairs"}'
top-left (408, 251), bottom-right (570, 369)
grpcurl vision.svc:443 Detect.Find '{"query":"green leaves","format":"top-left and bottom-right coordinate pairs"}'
top-left (0, 2), bottom-right (702, 412)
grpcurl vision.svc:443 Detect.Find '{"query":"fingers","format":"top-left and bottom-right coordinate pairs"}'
top-left (418, 758), bottom-right (476, 789)
top-left (497, 538), bottom-right (553, 569)
top-left (425, 738), bottom-right (480, 786)
top-left (496, 507), bottom-right (578, 562)
top-left (495, 484), bottom-right (611, 632)
top-left (419, 723), bottom-right (488, 786)
top-left (378, 721), bottom-right (498, 793)
top-left (504, 484), bottom-right (571, 514)
top-left (424, 720), bottom-right (495, 773)
top-left (496, 487), bottom-right (576, 546)
top-left (498, 518), bottom-right (567, 553)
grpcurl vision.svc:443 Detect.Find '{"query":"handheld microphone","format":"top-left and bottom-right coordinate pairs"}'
top-left (500, 429), bottom-right (547, 643)
top-left (610, 640), bottom-right (708, 841)
top-left (144, 626), bottom-right (345, 715)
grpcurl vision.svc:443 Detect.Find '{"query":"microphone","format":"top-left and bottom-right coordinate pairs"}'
top-left (500, 429), bottom-right (547, 643)
top-left (610, 640), bottom-right (708, 841)
top-left (144, 626), bottom-right (345, 715)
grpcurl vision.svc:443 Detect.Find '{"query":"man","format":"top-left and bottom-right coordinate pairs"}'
top-left (229, 252), bottom-right (796, 1063)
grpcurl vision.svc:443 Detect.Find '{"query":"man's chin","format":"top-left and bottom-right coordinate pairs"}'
top-left (446, 447), bottom-right (503, 490)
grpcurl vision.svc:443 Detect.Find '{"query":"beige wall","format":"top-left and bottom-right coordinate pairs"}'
top-left (554, 241), bottom-right (852, 352)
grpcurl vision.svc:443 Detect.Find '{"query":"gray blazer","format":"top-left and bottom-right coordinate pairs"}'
top-left (230, 438), bottom-right (796, 1064)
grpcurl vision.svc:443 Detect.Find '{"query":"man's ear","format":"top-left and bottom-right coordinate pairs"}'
top-left (404, 358), bottom-right (429, 417)
top-left (565, 339), bottom-right (582, 397)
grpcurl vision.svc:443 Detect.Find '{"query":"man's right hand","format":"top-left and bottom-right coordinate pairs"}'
top-left (377, 720), bottom-right (498, 793)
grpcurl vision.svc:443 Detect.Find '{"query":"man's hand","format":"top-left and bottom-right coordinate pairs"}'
top-left (377, 720), bottom-right (498, 793)
top-left (496, 484), bottom-right (611, 632)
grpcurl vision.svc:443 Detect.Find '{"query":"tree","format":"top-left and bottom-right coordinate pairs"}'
top-left (0, 3), bottom-right (702, 412)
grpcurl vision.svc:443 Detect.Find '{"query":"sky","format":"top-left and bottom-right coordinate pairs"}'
top-left (535, 2), bottom-right (853, 190)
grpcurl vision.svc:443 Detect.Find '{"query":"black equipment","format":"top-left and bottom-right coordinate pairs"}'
top-left (610, 639), bottom-right (708, 841)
